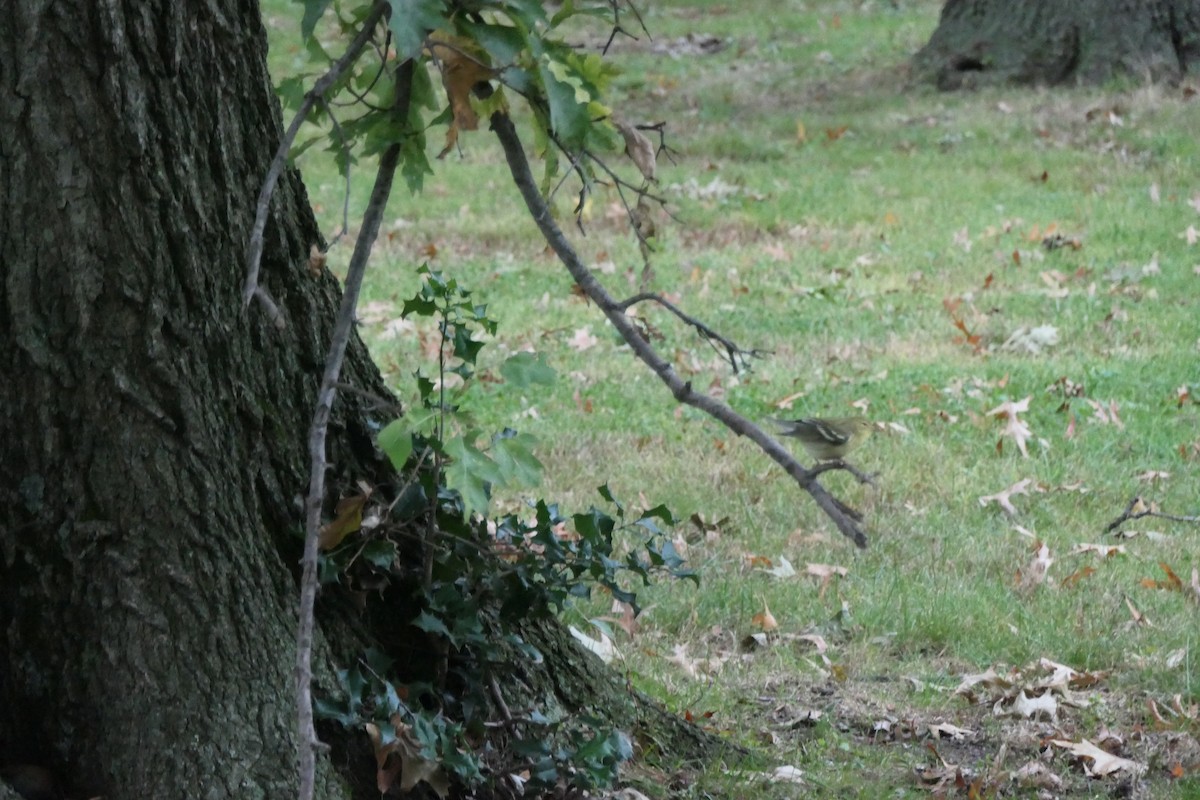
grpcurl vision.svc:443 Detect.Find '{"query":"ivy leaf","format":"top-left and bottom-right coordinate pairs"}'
top-left (500, 352), bottom-right (557, 388)
top-left (378, 419), bottom-right (413, 471)
top-left (388, 0), bottom-right (444, 61)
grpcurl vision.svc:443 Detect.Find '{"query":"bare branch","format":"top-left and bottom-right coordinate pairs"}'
top-left (490, 111), bottom-right (869, 549)
top-left (295, 56), bottom-right (415, 800)
top-left (316, 97), bottom-right (351, 247)
top-left (242, 0), bottom-right (388, 315)
top-left (615, 292), bottom-right (763, 373)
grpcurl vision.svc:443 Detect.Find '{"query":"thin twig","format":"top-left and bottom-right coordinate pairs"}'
top-left (1105, 495), bottom-right (1200, 534)
top-left (316, 97), bottom-right (351, 247)
top-left (615, 291), bottom-right (763, 373)
top-left (296, 57), bottom-right (414, 800)
top-left (242, 0), bottom-right (388, 314)
top-left (490, 111), bottom-right (869, 548)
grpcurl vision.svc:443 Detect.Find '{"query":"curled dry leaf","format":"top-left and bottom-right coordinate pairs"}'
top-left (613, 117), bottom-right (657, 183)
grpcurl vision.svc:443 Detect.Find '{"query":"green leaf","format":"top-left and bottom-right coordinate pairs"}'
top-left (492, 431), bottom-right (543, 488)
top-left (378, 419), bottom-right (413, 471)
top-left (538, 53), bottom-right (593, 147)
top-left (500, 352), bottom-right (557, 388)
top-left (361, 540), bottom-right (398, 570)
top-left (388, 0), bottom-right (445, 61)
top-left (638, 503), bottom-right (677, 527)
top-left (298, 0), bottom-right (334, 41)
top-left (412, 610), bottom-right (452, 638)
top-left (444, 435), bottom-right (502, 517)
top-left (402, 293), bottom-right (437, 318)
top-left (451, 326), bottom-right (485, 364)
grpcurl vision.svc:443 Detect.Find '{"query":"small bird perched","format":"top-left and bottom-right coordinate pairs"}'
top-left (772, 416), bottom-right (874, 461)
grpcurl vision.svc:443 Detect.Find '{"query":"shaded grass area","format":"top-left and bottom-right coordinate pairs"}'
top-left (265, 1), bottom-right (1200, 796)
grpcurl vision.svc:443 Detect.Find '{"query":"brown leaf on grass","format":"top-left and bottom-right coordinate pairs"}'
top-left (772, 389), bottom-right (808, 409)
top-left (978, 478), bottom-right (1036, 516)
top-left (319, 491), bottom-right (370, 550)
top-left (1140, 562), bottom-right (1184, 591)
top-left (928, 722), bottom-right (974, 740)
top-left (568, 326), bottom-right (599, 351)
top-left (1135, 469), bottom-right (1170, 483)
top-left (1049, 738), bottom-right (1145, 777)
top-left (1061, 565), bottom-right (1096, 587)
top-left (805, 562), bottom-right (847, 599)
top-left (1071, 543), bottom-right (1126, 558)
top-left (1015, 542), bottom-right (1053, 592)
top-left (1084, 398), bottom-right (1124, 428)
top-left (752, 601), bottom-right (779, 632)
top-left (987, 396), bottom-right (1034, 457)
top-left (953, 667), bottom-right (1012, 702)
top-left (613, 117), bottom-right (657, 183)
top-left (996, 689), bottom-right (1058, 721)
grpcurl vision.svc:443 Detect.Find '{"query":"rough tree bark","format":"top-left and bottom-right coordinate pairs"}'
top-left (0, 2), bottom-right (719, 798)
top-left (914, 0), bottom-right (1200, 90)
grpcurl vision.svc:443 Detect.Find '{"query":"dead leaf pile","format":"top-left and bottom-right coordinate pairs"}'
top-left (955, 658), bottom-right (1105, 722)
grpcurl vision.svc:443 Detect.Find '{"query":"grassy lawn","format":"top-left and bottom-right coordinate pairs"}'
top-left (265, 1), bottom-right (1200, 796)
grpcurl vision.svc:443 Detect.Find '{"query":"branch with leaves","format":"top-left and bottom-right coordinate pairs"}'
top-left (489, 110), bottom-right (871, 549)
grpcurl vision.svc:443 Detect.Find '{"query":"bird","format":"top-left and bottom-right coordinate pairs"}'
top-left (771, 416), bottom-right (874, 461)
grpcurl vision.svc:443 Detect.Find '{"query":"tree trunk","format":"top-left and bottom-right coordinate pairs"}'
top-left (0, 0), bottom-right (388, 796)
top-left (0, 3), bottom-right (719, 798)
top-left (914, 0), bottom-right (1200, 90)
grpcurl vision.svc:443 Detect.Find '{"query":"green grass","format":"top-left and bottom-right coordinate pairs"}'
top-left (265, 1), bottom-right (1200, 796)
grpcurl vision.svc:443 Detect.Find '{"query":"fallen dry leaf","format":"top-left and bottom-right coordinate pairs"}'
top-left (987, 396), bottom-right (1034, 457)
top-left (979, 478), bottom-right (1035, 516)
top-left (752, 601), bottom-right (779, 632)
top-left (1050, 738), bottom-right (1145, 777)
top-left (1071, 543), bottom-right (1126, 557)
top-left (568, 326), bottom-right (599, 351)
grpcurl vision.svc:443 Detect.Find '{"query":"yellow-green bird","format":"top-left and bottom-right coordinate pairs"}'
top-left (772, 416), bottom-right (874, 461)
